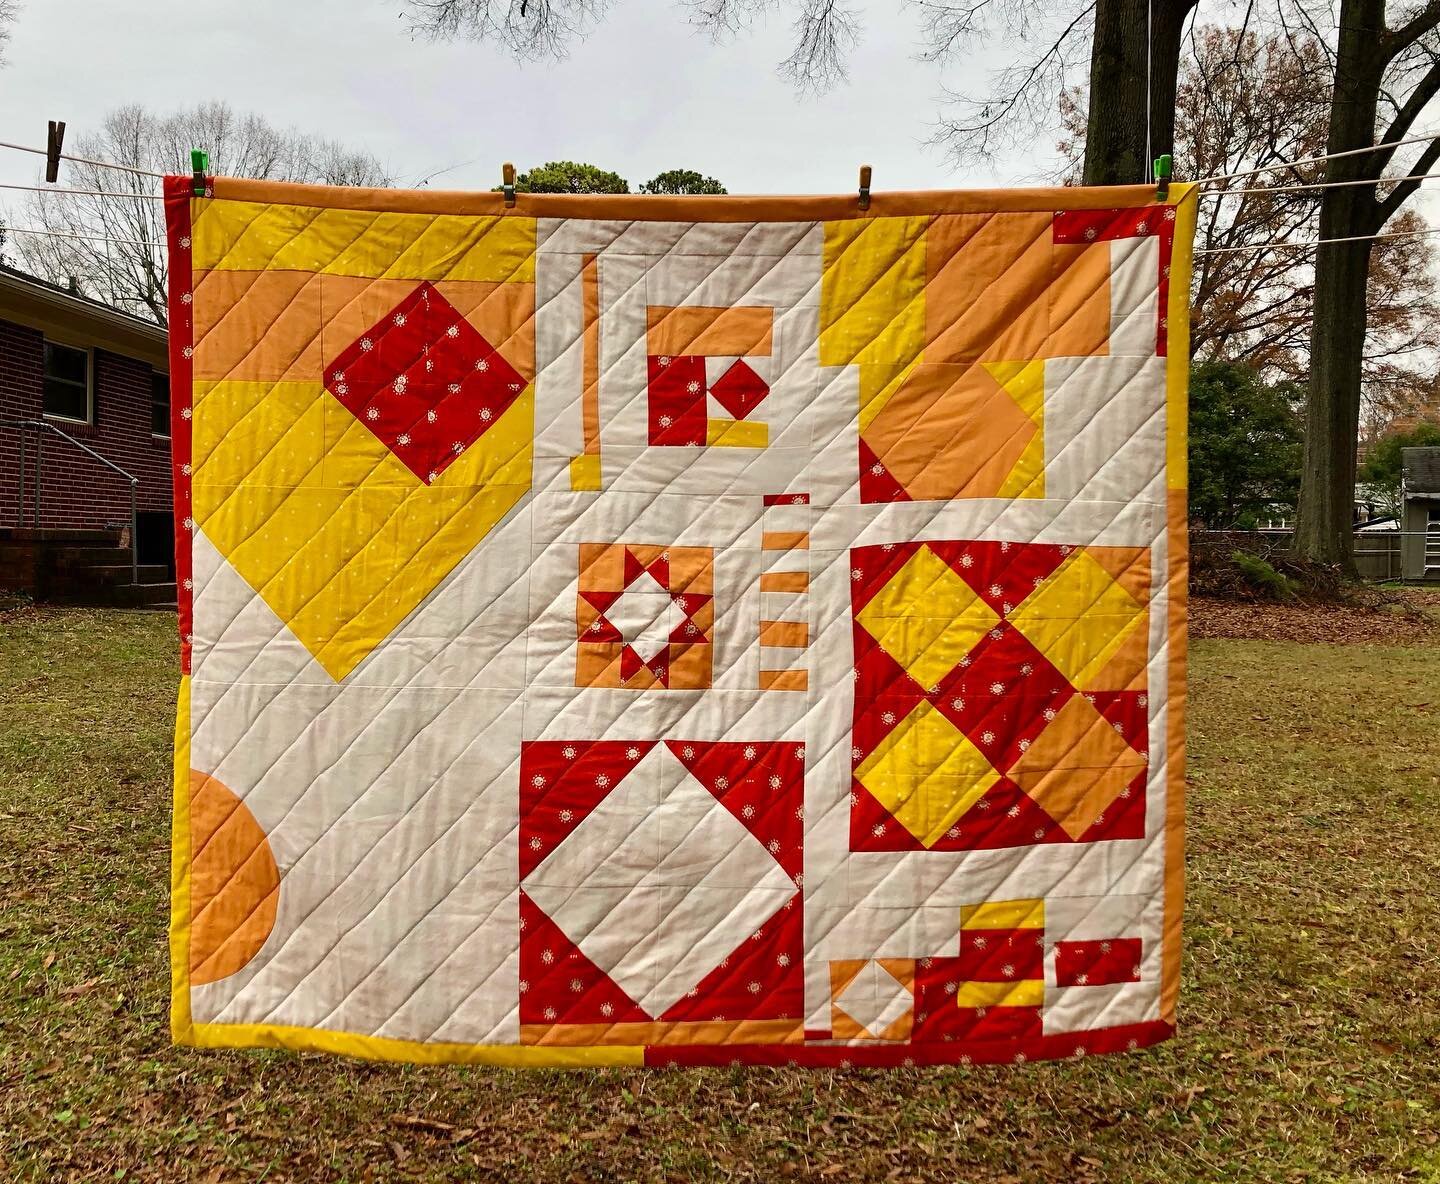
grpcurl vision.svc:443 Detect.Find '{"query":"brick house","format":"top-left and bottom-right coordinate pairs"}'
top-left (1, 264), bottom-right (177, 603)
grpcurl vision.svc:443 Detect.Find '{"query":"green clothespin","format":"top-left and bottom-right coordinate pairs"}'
top-left (191, 148), bottom-right (209, 197)
top-left (1154, 153), bottom-right (1172, 202)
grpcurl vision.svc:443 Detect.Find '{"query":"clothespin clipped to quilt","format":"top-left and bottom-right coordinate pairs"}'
top-left (503, 162), bottom-right (516, 208)
top-left (858, 164), bottom-right (872, 211)
top-left (45, 120), bottom-right (66, 184)
top-left (191, 149), bottom-right (209, 197)
top-left (1154, 154), bottom-right (1172, 202)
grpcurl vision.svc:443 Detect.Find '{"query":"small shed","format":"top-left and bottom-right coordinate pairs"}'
top-left (1400, 447), bottom-right (1440, 580)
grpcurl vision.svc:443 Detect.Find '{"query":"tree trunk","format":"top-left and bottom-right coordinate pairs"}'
top-left (1296, 236), bottom-right (1374, 567)
top-left (1292, 0), bottom-right (1386, 570)
top-left (1083, 0), bottom-right (1195, 185)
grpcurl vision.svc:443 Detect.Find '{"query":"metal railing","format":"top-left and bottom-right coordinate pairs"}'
top-left (1194, 527), bottom-right (1438, 582)
top-left (4, 417), bottom-right (139, 585)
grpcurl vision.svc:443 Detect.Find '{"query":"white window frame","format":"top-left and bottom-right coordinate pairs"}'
top-left (41, 337), bottom-right (95, 426)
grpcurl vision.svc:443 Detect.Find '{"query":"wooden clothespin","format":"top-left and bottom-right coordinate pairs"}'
top-left (1153, 154), bottom-right (1172, 202)
top-left (45, 120), bottom-right (66, 184)
top-left (503, 162), bottom-right (516, 208)
top-left (858, 164), bottom-right (872, 211)
top-left (191, 148), bottom-right (210, 197)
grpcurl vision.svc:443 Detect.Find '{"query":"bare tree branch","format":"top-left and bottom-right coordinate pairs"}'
top-left (9, 102), bottom-right (391, 325)
top-left (1386, 0), bottom-right (1440, 56)
top-left (777, 0), bottom-right (860, 89)
top-left (403, 0), bottom-right (612, 61)
top-left (930, 0), bottom-right (1096, 162)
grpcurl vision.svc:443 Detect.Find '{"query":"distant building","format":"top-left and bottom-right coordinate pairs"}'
top-left (1, 265), bottom-right (176, 604)
top-left (1400, 447), bottom-right (1440, 581)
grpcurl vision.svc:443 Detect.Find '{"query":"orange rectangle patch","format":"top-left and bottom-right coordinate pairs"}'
top-left (647, 305), bottom-right (774, 357)
top-left (761, 531), bottom-right (809, 552)
top-left (759, 620), bottom-right (809, 648)
top-left (759, 669), bottom-right (808, 692)
top-left (760, 570), bottom-right (810, 592)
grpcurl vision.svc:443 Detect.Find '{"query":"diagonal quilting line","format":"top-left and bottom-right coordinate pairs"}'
top-left (193, 198), bottom-right (289, 272)
top-left (191, 267), bottom-right (270, 354)
top-left (210, 683), bottom-right (504, 1025)
top-left (836, 723), bottom-right (1155, 919)
top-left (923, 212), bottom-right (1057, 364)
top-left (195, 479), bottom-right (531, 767)
top-left (188, 607), bottom-right (529, 1025)
top-left (525, 753), bottom-right (793, 1020)
top-left (820, 222), bottom-right (928, 370)
top-left (1047, 241), bottom-right (1119, 356)
top-left (203, 512), bottom-right (543, 1022)
top-left (202, 199), bottom-right (331, 277)
top-left (866, 370), bottom-right (1041, 500)
top-left (307, 826), bottom-right (522, 1034)
top-left (1007, 545), bottom-right (1151, 673)
top-left (194, 231), bottom-right (537, 497)
top-left (584, 232), bottom-right (820, 454)
top-left (197, 211), bottom-right (536, 405)
top-left (812, 512), bottom-right (1156, 829)
top-left (1042, 355), bottom-right (1165, 486)
top-left (194, 271), bottom-right (322, 384)
top-left (194, 213), bottom-right (1169, 1048)
top-left (196, 340), bottom-right (531, 659)
top-left (397, 890), bottom-right (522, 1045)
top-left (829, 547), bottom-right (1152, 864)
top-left (193, 529), bottom-right (538, 1030)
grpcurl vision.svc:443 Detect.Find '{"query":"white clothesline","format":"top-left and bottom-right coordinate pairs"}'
top-left (1196, 132), bottom-right (1440, 185)
top-left (3, 226), bottom-right (160, 247)
top-left (0, 139), bottom-right (166, 179)
top-left (1195, 224), bottom-right (1440, 256)
top-left (0, 180), bottom-right (163, 199)
top-left (1199, 170), bottom-right (1440, 197)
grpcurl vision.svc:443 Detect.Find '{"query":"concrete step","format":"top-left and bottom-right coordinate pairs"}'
top-left (53, 545), bottom-right (136, 569)
top-left (109, 582), bottom-right (178, 607)
top-left (77, 563), bottom-right (171, 586)
top-left (0, 527), bottom-right (124, 545)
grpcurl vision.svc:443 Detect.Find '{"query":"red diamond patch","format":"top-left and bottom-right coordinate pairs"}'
top-left (323, 281), bottom-right (527, 484)
top-left (708, 359), bottom-right (769, 420)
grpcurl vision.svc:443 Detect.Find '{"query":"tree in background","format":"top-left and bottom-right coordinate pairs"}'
top-left (640, 169), bottom-right (728, 195)
top-left (0, 0), bottom-right (16, 65)
top-left (1188, 360), bottom-right (1305, 529)
top-left (508, 164), bottom-right (729, 195)
top-left (1061, 28), bottom-right (1440, 408)
top-left (12, 102), bottom-right (390, 325)
top-left (1358, 421), bottom-right (1440, 518)
top-left (512, 161), bottom-right (629, 193)
top-left (402, 0), bottom-right (1196, 183)
top-left (1291, 0), bottom-right (1440, 569)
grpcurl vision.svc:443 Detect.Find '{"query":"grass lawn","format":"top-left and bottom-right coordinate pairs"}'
top-left (1, 606), bottom-right (1437, 1182)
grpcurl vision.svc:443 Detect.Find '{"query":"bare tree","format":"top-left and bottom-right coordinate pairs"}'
top-left (403, 0), bottom-right (612, 60)
top-left (10, 103), bottom-right (391, 325)
top-left (0, 0), bottom-right (16, 66)
top-left (403, 0), bottom-right (1193, 183)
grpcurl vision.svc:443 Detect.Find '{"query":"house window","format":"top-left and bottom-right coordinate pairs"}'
top-left (151, 369), bottom-right (171, 436)
top-left (42, 340), bottom-right (92, 423)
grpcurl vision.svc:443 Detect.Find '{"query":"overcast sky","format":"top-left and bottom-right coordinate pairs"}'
top-left (0, 0), bottom-right (1061, 198)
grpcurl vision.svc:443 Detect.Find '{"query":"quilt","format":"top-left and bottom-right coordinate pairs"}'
top-left (163, 174), bottom-right (1194, 1067)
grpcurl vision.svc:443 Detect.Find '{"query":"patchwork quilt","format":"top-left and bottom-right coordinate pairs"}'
top-left (164, 175), bottom-right (1194, 1067)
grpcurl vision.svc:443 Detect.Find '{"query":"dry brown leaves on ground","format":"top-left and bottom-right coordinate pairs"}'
top-left (1191, 588), bottom-right (1440, 645)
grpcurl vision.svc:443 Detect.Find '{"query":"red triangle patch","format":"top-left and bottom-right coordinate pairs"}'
top-left (520, 892), bottom-right (649, 1025)
top-left (660, 894), bottom-right (802, 1022)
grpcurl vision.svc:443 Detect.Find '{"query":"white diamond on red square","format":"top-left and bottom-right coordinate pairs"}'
top-left (323, 281), bottom-right (527, 484)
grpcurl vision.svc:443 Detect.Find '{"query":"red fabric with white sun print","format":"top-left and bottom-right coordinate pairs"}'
top-left (323, 281), bottom-right (526, 484)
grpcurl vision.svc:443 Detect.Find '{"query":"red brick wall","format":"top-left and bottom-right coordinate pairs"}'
top-left (1, 317), bottom-right (174, 530)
